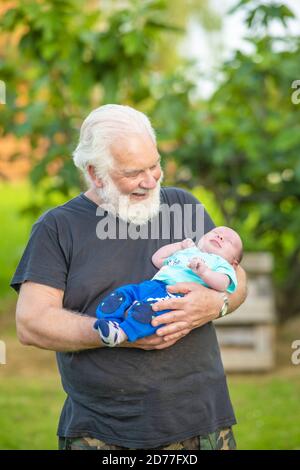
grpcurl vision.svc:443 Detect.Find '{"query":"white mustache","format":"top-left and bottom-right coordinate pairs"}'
top-left (96, 176), bottom-right (161, 225)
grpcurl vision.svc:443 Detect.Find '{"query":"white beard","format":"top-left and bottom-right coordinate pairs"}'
top-left (96, 173), bottom-right (162, 225)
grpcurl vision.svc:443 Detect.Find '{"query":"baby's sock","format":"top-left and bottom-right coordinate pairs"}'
top-left (96, 319), bottom-right (127, 347)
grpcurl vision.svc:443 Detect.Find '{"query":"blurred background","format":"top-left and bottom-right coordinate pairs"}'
top-left (0, 0), bottom-right (300, 450)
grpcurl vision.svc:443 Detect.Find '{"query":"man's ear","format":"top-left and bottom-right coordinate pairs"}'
top-left (87, 165), bottom-right (103, 188)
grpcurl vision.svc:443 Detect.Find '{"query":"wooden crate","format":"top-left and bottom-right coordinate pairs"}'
top-left (215, 252), bottom-right (276, 372)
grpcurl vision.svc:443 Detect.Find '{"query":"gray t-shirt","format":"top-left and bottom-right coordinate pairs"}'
top-left (11, 187), bottom-right (236, 449)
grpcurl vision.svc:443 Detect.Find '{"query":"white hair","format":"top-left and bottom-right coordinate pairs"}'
top-left (72, 104), bottom-right (156, 184)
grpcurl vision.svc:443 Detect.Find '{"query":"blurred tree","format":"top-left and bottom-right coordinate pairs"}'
top-left (152, 0), bottom-right (222, 72)
top-left (0, 0), bottom-right (219, 201)
top-left (172, 1), bottom-right (300, 320)
top-left (100, 0), bottom-right (221, 71)
top-left (0, 0), bottom-right (192, 204)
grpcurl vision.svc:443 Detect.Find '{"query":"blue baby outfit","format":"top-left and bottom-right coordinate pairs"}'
top-left (95, 279), bottom-right (179, 343)
top-left (95, 248), bottom-right (237, 342)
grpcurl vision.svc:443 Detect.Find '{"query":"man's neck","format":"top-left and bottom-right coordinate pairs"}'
top-left (84, 187), bottom-right (101, 206)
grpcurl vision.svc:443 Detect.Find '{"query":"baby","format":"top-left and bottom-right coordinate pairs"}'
top-left (94, 226), bottom-right (243, 347)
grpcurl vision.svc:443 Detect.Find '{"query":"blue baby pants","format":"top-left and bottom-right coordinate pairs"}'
top-left (95, 280), bottom-right (181, 342)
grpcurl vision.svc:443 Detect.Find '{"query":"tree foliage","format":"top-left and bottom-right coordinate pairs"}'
top-left (0, 0), bottom-right (190, 198)
top-left (171, 1), bottom-right (300, 319)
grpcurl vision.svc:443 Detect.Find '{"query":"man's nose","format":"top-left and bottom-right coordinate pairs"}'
top-left (140, 171), bottom-right (158, 190)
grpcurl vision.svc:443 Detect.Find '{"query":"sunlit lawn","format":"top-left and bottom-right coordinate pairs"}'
top-left (0, 376), bottom-right (65, 450)
top-left (1, 366), bottom-right (300, 450)
top-left (229, 374), bottom-right (300, 450)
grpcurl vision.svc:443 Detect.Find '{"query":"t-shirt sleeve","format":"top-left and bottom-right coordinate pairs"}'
top-left (215, 262), bottom-right (238, 293)
top-left (10, 214), bottom-right (69, 293)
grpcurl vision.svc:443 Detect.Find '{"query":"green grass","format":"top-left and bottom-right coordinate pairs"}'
top-left (229, 375), bottom-right (300, 450)
top-left (0, 376), bottom-right (65, 450)
top-left (0, 372), bottom-right (299, 449)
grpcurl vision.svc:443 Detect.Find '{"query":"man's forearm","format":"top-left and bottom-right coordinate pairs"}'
top-left (17, 306), bottom-right (102, 352)
top-left (227, 265), bottom-right (247, 314)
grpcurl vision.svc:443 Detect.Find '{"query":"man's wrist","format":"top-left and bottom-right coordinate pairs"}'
top-left (217, 293), bottom-right (229, 319)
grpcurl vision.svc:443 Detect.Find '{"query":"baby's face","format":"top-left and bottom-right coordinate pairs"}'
top-left (197, 226), bottom-right (242, 266)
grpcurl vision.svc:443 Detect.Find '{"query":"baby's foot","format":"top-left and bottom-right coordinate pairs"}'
top-left (96, 319), bottom-right (127, 347)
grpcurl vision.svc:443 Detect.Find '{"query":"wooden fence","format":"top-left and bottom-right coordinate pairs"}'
top-left (215, 252), bottom-right (276, 372)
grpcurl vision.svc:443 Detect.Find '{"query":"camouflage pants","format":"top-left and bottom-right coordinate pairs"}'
top-left (59, 427), bottom-right (236, 450)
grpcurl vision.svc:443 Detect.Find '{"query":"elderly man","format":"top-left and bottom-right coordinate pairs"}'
top-left (12, 105), bottom-right (247, 451)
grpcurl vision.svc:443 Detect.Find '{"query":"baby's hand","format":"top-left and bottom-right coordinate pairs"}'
top-left (181, 238), bottom-right (195, 250)
top-left (188, 257), bottom-right (208, 275)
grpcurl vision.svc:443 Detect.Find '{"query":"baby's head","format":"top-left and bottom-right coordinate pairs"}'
top-left (198, 226), bottom-right (243, 267)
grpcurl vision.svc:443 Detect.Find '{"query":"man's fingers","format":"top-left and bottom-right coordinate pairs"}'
top-left (156, 321), bottom-right (190, 337)
top-left (151, 309), bottom-right (185, 327)
top-left (163, 328), bottom-right (191, 342)
top-left (152, 297), bottom-right (184, 313)
top-left (154, 338), bottom-right (178, 350)
top-left (134, 334), bottom-right (178, 350)
top-left (136, 334), bottom-right (162, 346)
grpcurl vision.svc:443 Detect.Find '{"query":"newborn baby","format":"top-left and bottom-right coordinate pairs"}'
top-left (94, 226), bottom-right (243, 347)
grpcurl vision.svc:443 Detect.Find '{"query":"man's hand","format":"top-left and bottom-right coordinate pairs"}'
top-left (120, 334), bottom-right (182, 351)
top-left (150, 265), bottom-right (247, 343)
top-left (150, 282), bottom-right (223, 342)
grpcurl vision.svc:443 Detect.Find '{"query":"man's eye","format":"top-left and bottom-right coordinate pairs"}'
top-left (126, 171), bottom-right (140, 177)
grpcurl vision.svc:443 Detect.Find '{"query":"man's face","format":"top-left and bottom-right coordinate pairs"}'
top-left (96, 133), bottom-right (163, 225)
top-left (109, 133), bottom-right (162, 199)
top-left (197, 226), bottom-right (242, 265)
